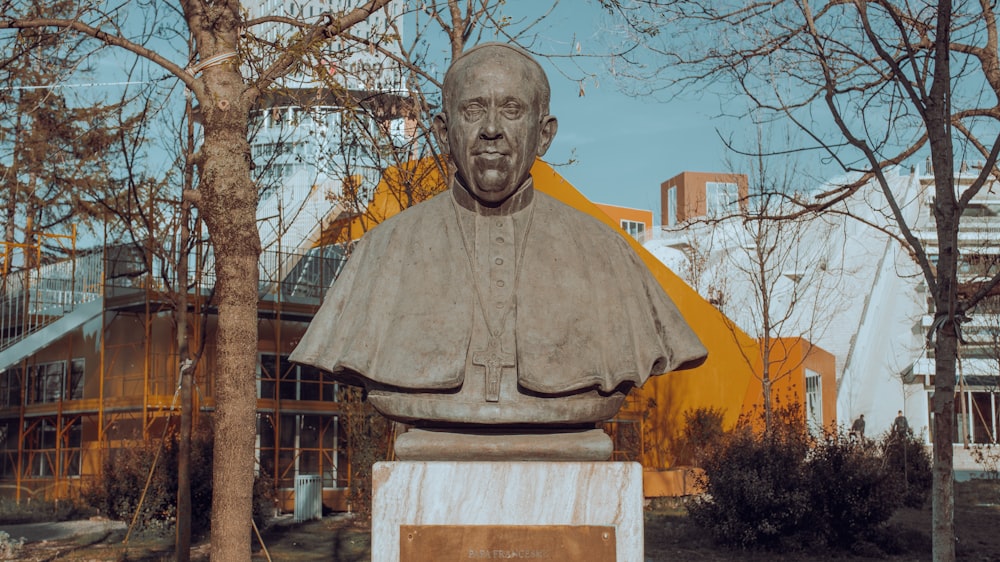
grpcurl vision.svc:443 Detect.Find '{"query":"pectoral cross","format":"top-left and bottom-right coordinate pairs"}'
top-left (472, 337), bottom-right (515, 403)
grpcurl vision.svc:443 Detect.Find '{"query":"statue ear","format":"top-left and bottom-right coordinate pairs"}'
top-left (535, 115), bottom-right (558, 157)
top-left (432, 113), bottom-right (450, 154)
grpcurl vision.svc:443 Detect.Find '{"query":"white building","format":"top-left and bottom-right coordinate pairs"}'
top-left (244, 0), bottom-right (410, 257)
top-left (646, 166), bottom-right (1000, 462)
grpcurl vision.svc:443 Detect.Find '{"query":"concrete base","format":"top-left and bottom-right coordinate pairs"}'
top-left (371, 461), bottom-right (643, 561)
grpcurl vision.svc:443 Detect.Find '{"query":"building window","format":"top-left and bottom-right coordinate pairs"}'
top-left (0, 420), bottom-right (17, 478)
top-left (256, 353), bottom-right (347, 489)
top-left (706, 181), bottom-right (739, 217)
top-left (257, 413), bottom-right (347, 490)
top-left (0, 369), bottom-right (21, 408)
top-left (22, 359), bottom-right (84, 405)
top-left (620, 220), bottom-right (646, 242)
top-left (805, 369), bottom-right (822, 436)
top-left (258, 353), bottom-right (338, 401)
top-left (667, 187), bottom-right (678, 226)
top-left (954, 388), bottom-right (998, 444)
top-left (22, 418), bottom-right (82, 478)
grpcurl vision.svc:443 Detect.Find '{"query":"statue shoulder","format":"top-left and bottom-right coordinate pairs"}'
top-left (533, 191), bottom-right (632, 246)
top-left (362, 191), bottom-right (454, 240)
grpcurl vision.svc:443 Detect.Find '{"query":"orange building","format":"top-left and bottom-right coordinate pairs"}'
top-left (660, 171), bottom-right (749, 225)
top-left (594, 203), bottom-right (653, 243)
top-left (742, 338), bottom-right (837, 434)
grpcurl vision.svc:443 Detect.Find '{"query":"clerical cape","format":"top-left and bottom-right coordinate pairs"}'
top-left (290, 181), bottom-right (707, 396)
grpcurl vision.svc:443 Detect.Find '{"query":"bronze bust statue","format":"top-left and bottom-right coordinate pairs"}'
top-left (291, 42), bottom-right (707, 460)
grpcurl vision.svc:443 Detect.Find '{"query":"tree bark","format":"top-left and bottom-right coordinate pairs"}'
top-left (201, 115), bottom-right (259, 562)
top-left (176, 197), bottom-right (193, 562)
top-left (931, 329), bottom-right (957, 562)
top-left (194, 65), bottom-right (260, 562)
top-left (928, 4), bottom-right (957, 559)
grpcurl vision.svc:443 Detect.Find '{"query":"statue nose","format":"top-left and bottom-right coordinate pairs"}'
top-left (480, 110), bottom-right (502, 139)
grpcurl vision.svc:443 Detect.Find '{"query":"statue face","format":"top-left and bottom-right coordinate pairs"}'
top-left (434, 50), bottom-right (558, 205)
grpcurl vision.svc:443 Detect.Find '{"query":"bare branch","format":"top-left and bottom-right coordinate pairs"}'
top-left (0, 16), bottom-right (197, 91)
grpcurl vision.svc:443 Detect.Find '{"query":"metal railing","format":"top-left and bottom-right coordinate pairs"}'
top-left (0, 252), bottom-right (104, 351)
top-left (1, 245), bottom-right (346, 352)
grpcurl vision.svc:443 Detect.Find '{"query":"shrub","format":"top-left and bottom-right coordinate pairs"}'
top-left (970, 442), bottom-right (1000, 479)
top-left (83, 435), bottom-right (175, 533)
top-left (0, 496), bottom-right (91, 525)
top-left (687, 426), bottom-right (811, 549)
top-left (670, 407), bottom-right (727, 467)
top-left (881, 429), bottom-right (932, 508)
top-left (805, 436), bottom-right (900, 547)
top-left (83, 423), bottom-right (274, 534)
top-left (341, 387), bottom-right (392, 523)
top-left (687, 405), bottom-right (925, 553)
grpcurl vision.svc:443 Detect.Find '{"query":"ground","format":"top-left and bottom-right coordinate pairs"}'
top-left (4, 480), bottom-right (999, 561)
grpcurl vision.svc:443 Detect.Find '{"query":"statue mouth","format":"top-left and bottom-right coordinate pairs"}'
top-left (475, 151), bottom-right (507, 159)
top-left (473, 152), bottom-right (510, 171)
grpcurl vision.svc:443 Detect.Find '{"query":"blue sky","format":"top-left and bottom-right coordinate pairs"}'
top-left (483, 1), bottom-right (743, 224)
top-left (540, 67), bottom-right (733, 221)
top-left (82, 1), bottom-right (740, 226)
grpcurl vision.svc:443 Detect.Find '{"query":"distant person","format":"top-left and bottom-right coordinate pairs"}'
top-left (850, 414), bottom-right (865, 441)
top-left (893, 410), bottom-right (909, 435)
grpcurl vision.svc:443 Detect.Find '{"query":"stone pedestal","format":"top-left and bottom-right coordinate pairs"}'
top-left (371, 461), bottom-right (643, 561)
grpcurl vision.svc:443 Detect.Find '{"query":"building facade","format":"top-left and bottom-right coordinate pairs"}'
top-left (0, 241), bottom-right (352, 509)
top-left (660, 171), bottom-right (749, 226)
top-left (650, 166), bottom-right (1000, 467)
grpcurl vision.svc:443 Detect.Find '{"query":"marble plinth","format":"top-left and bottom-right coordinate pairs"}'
top-left (371, 461), bottom-right (643, 561)
top-left (394, 428), bottom-right (613, 461)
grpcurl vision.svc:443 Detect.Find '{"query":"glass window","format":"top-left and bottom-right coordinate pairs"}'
top-left (0, 368), bottom-right (21, 408)
top-left (706, 181), bottom-right (739, 217)
top-left (69, 359), bottom-right (84, 400)
top-left (620, 220), bottom-right (646, 242)
top-left (257, 414), bottom-right (276, 478)
top-left (259, 353), bottom-right (339, 402)
top-left (26, 362), bottom-right (66, 405)
top-left (23, 418), bottom-right (80, 477)
top-left (971, 391), bottom-right (995, 444)
top-left (258, 354), bottom-right (277, 400)
top-left (667, 187), bottom-right (677, 226)
top-left (255, 355), bottom-right (345, 488)
top-left (0, 421), bottom-right (16, 478)
top-left (805, 369), bottom-right (823, 436)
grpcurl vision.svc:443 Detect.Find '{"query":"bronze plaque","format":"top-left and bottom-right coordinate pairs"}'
top-left (399, 525), bottom-right (616, 561)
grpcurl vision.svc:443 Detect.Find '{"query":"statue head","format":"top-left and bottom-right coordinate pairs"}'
top-left (433, 43), bottom-right (559, 205)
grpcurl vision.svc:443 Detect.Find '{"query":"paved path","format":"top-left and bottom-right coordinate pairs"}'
top-left (0, 519), bottom-right (125, 542)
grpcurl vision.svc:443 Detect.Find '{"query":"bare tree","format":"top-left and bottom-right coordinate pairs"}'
top-left (601, 2), bottom-right (1000, 559)
top-left (1, 1), bottom-right (588, 556)
top-left (723, 197), bottom-right (843, 433)
top-left (0, 0), bottom-right (134, 264)
top-left (1, 2), bottom-right (396, 558)
top-left (662, 154), bottom-right (844, 434)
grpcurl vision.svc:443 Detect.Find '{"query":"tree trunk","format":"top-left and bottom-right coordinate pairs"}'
top-left (176, 197), bottom-right (193, 562)
top-left (931, 329), bottom-right (957, 562)
top-left (762, 375), bottom-right (772, 433)
top-left (197, 70), bottom-right (260, 561)
top-left (928, 5), bottom-right (957, 558)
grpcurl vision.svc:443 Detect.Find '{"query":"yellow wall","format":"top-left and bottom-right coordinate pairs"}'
top-left (321, 158), bottom-right (836, 470)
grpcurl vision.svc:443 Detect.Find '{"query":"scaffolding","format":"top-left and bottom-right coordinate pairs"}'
top-left (0, 236), bottom-right (347, 509)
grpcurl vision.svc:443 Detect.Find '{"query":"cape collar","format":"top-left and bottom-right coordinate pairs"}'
top-left (451, 176), bottom-right (535, 216)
